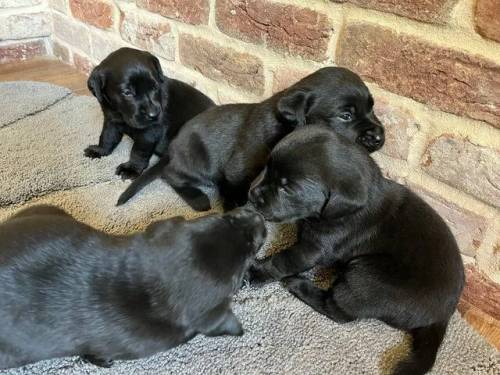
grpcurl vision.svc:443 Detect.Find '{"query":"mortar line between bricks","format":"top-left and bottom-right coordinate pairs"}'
top-left (0, 91), bottom-right (73, 130)
top-left (0, 4), bottom-right (49, 17)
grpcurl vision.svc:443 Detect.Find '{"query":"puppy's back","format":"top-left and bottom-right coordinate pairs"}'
top-left (165, 78), bottom-right (215, 138)
top-left (385, 184), bottom-right (464, 296)
top-left (0, 207), bottom-right (94, 263)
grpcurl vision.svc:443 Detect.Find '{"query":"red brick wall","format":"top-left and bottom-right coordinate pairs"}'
top-left (0, 0), bottom-right (51, 63)
top-left (4, 0), bottom-right (500, 335)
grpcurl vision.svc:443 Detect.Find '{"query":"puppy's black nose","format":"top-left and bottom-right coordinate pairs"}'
top-left (359, 127), bottom-right (385, 152)
top-left (226, 207), bottom-right (267, 249)
top-left (146, 106), bottom-right (161, 119)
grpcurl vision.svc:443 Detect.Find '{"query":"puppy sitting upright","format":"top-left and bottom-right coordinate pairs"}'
top-left (0, 205), bottom-right (266, 370)
top-left (248, 125), bottom-right (465, 375)
top-left (85, 47), bottom-right (214, 179)
top-left (117, 67), bottom-right (385, 210)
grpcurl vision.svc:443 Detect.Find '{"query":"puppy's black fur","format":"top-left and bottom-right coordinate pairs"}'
top-left (116, 67), bottom-right (385, 210)
top-left (85, 47), bottom-right (214, 179)
top-left (0, 205), bottom-right (266, 369)
top-left (248, 126), bottom-right (464, 375)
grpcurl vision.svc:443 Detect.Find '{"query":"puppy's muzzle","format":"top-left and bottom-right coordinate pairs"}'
top-left (248, 168), bottom-right (267, 207)
top-left (228, 207), bottom-right (267, 250)
top-left (143, 104), bottom-right (161, 120)
top-left (149, 106), bottom-right (161, 120)
top-left (357, 126), bottom-right (385, 152)
top-left (248, 186), bottom-right (266, 209)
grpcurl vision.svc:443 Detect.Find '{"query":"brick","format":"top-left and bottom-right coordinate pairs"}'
top-left (216, 87), bottom-right (255, 105)
top-left (52, 13), bottom-right (91, 55)
top-left (0, 0), bottom-right (42, 7)
top-left (457, 298), bottom-right (500, 350)
top-left (137, 0), bottom-right (209, 25)
top-left (73, 52), bottom-right (93, 75)
top-left (179, 34), bottom-right (264, 95)
top-left (119, 10), bottom-right (174, 61)
top-left (475, 0), bottom-right (500, 42)
top-left (90, 31), bottom-right (125, 62)
top-left (421, 135), bottom-right (500, 208)
top-left (69, 0), bottom-right (114, 30)
top-left (337, 23), bottom-right (500, 127)
top-left (48, 0), bottom-right (67, 13)
top-left (409, 184), bottom-right (488, 257)
top-left (52, 40), bottom-right (70, 63)
top-left (0, 12), bottom-right (51, 41)
top-left (272, 68), bottom-right (313, 94)
top-left (0, 39), bottom-right (47, 63)
top-left (461, 264), bottom-right (500, 321)
top-left (216, 0), bottom-right (332, 62)
top-left (373, 97), bottom-right (420, 160)
top-left (477, 238), bottom-right (500, 284)
top-left (330, 0), bottom-right (455, 24)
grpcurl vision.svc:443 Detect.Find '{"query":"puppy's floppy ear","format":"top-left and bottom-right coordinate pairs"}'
top-left (151, 55), bottom-right (166, 83)
top-left (321, 184), bottom-right (367, 220)
top-left (277, 89), bottom-right (315, 127)
top-left (87, 66), bottom-right (106, 103)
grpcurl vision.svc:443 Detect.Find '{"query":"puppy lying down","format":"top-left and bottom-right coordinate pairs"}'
top-left (117, 67), bottom-right (385, 210)
top-left (0, 205), bottom-right (266, 370)
top-left (248, 125), bottom-right (465, 375)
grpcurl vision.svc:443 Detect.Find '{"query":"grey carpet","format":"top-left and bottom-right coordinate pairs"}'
top-left (0, 81), bottom-right (71, 129)
top-left (0, 81), bottom-right (498, 374)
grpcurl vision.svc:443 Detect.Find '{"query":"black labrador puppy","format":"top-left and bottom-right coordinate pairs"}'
top-left (248, 125), bottom-right (464, 375)
top-left (116, 67), bottom-right (385, 210)
top-left (0, 205), bottom-right (266, 370)
top-left (85, 47), bottom-right (215, 179)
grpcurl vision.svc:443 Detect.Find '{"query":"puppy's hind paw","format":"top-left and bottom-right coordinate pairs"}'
top-left (116, 162), bottom-right (142, 180)
top-left (84, 145), bottom-right (108, 159)
top-left (246, 263), bottom-right (274, 287)
top-left (81, 354), bottom-right (114, 368)
top-left (217, 313), bottom-right (244, 337)
top-left (203, 310), bottom-right (244, 337)
top-left (281, 276), bottom-right (308, 294)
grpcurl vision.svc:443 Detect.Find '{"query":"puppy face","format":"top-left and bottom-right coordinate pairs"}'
top-left (88, 48), bottom-right (166, 129)
top-left (277, 67), bottom-right (385, 153)
top-left (248, 131), bottom-right (330, 222)
top-left (249, 164), bottom-right (327, 223)
top-left (249, 126), bottom-right (371, 222)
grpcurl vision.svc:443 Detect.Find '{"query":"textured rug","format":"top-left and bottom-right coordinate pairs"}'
top-left (0, 81), bottom-right (498, 375)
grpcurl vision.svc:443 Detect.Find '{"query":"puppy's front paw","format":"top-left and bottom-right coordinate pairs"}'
top-left (84, 145), bottom-right (108, 158)
top-left (116, 162), bottom-right (142, 180)
top-left (246, 262), bottom-right (274, 287)
top-left (281, 276), bottom-right (308, 295)
top-left (81, 354), bottom-right (114, 368)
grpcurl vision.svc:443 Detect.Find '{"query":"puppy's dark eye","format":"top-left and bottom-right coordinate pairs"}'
top-left (122, 89), bottom-right (133, 97)
top-left (338, 112), bottom-right (353, 121)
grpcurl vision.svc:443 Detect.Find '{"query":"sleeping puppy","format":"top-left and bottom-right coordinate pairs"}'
top-left (85, 47), bottom-right (215, 179)
top-left (116, 67), bottom-right (385, 210)
top-left (0, 205), bottom-right (266, 370)
top-left (247, 125), bottom-right (464, 375)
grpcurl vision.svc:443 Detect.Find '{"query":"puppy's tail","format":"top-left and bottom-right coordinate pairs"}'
top-left (116, 157), bottom-right (169, 206)
top-left (393, 321), bottom-right (448, 375)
